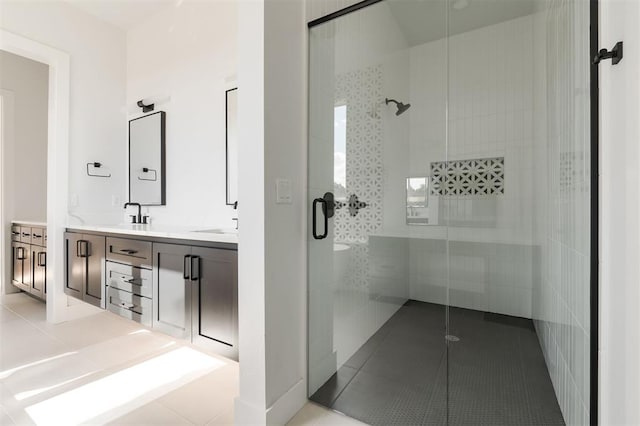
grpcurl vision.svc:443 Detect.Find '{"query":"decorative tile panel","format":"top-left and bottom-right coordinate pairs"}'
top-left (334, 65), bottom-right (384, 290)
top-left (430, 157), bottom-right (505, 196)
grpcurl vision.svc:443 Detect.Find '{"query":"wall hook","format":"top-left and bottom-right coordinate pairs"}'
top-left (137, 100), bottom-right (155, 113)
top-left (86, 162), bottom-right (111, 178)
top-left (593, 41), bottom-right (623, 65)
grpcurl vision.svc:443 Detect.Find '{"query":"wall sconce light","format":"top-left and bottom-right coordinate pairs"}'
top-left (137, 100), bottom-right (155, 113)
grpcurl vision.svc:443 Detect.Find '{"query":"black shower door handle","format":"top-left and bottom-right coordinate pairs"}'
top-left (312, 198), bottom-right (329, 240)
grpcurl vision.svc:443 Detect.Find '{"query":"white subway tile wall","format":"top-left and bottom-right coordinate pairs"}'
top-left (532, 0), bottom-right (591, 424)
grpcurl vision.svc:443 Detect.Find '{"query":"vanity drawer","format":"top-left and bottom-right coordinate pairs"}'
top-left (106, 237), bottom-right (152, 269)
top-left (107, 286), bottom-right (152, 327)
top-left (11, 226), bottom-right (21, 242)
top-left (31, 228), bottom-right (45, 247)
top-left (106, 261), bottom-right (152, 298)
top-left (20, 227), bottom-right (32, 244)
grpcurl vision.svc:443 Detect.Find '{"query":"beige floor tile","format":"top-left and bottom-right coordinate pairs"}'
top-left (0, 320), bottom-right (69, 372)
top-left (108, 401), bottom-right (194, 425)
top-left (0, 405), bottom-right (15, 425)
top-left (156, 364), bottom-right (239, 425)
top-left (0, 305), bottom-right (22, 324)
top-left (1, 293), bottom-right (238, 426)
top-left (206, 408), bottom-right (234, 426)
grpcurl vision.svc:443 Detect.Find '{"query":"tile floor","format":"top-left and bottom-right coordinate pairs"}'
top-left (311, 300), bottom-right (566, 426)
top-left (0, 292), bottom-right (361, 426)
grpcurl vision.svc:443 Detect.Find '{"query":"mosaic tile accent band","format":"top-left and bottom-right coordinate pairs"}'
top-left (430, 157), bottom-right (505, 196)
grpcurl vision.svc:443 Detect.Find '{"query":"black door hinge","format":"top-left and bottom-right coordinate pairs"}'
top-left (593, 41), bottom-right (623, 65)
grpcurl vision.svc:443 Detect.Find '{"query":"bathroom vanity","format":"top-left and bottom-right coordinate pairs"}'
top-left (64, 224), bottom-right (238, 360)
top-left (11, 221), bottom-right (48, 301)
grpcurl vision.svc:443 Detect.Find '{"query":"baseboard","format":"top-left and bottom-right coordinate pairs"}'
top-left (234, 397), bottom-right (267, 425)
top-left (266, 379), bottom-right (307, 425)
top-left (234, 379), bottom-right (307, 425)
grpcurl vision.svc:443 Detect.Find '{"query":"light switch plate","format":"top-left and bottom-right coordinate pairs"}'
top-left (276, 178), bottom-right (292, 204)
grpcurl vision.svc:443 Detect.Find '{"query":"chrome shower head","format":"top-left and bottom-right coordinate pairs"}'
top-left (385, 98), bottom-right (411, 116)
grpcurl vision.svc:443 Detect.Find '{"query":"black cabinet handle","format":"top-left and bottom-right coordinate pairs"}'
top-left (16, 247), bottom-right (26, 260)
top-left (118, 249), bottom-right (138, 255)
top-left (37, 252), bottom-right (46, 267)
top-left (190, 256), bottom-right (200, 281)
top-left (183, 255), bottom-right (191, 280)
top-left (77, 240), bottom-right (89, 258)
top-left (124, 278), bottom-right (142, 286)
top-left (312, 198), bottom-right (329, 240)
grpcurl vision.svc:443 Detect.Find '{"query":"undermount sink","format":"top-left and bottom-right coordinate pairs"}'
top-left (194, 228), bottom-right (238, 235)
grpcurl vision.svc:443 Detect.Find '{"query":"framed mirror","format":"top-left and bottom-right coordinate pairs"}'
top-left (226, 88), bottom-right (238, 206)
top-left (129, 111), bottom-right (166, 205)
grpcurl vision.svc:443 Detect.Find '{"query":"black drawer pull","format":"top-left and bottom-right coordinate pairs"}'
top-left (123, 277), bottom-right (143, 286)
top-left (12, 231), bottom-right (20, 236)
top-left (33, 234), bottom-right (42, 238)
top-left (118, 249), bottom-right (139, 255)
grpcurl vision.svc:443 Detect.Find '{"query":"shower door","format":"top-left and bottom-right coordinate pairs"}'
top-left (307, 1), bottom-right (449, 424)
top-left (308, 0), bottom-right (593, 425)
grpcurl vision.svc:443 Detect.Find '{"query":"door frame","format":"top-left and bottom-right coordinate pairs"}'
top-left (0, 30), bottom-right (71, 323)
top-left (308, 0), bottom-right (601, 424)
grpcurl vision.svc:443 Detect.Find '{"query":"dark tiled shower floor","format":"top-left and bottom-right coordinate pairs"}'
top-left (311, 300), bottom-right (565, 426)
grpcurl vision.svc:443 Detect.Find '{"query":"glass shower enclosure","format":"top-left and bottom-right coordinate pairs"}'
top-left (308, 0), bottom-right (593, 425)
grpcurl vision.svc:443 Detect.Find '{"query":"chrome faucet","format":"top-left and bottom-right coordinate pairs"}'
top-left (124, 202), bottom-right (142, 224)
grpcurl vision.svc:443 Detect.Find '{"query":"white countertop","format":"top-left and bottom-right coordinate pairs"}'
top-left (66, 224), bottom-right (238, 245)
top-left (12, 220), bottom-right (47, 228)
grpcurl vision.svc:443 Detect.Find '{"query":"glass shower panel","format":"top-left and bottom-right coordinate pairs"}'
top-left (445, 0), bottom-right (591, 425)
top-left (308, 1), bottom-right (448, 424)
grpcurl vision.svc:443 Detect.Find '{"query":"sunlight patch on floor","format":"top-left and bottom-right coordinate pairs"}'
top-left (25, 347), bottom-right (226, 425)
top-left (0, 352), bottom-right (77, 380)
top-left (15, 372), bottom-right (95, 401)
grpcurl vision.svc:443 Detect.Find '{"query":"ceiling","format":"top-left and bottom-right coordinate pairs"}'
top-left (387, 0), bottom-right (539, 46)
top-left (65, 0), bottom-right (175, 30)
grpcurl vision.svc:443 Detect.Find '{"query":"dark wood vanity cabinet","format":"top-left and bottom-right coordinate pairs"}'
top-left (11, 224), bottom-right (47, 301)
top-left (191, 246), bottom-right (238, 356)
top-left (153, 243), bottom-right (238, 360)
top-left (63, 228), bottom-right (238, 360)
top-left (11, 242), bottom-right (31, 293)
top-left (64, 232), bottom-right (105, 308)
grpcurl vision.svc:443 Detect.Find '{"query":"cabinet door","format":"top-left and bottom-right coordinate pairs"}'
top-left (31, 247), bottom-right (46, 300)
top-left (192, 247), bottom-right (238, 360)
top-left (64, 232), bottom-right (84, 299)
top-left (153, 243), bottom-right (192, 339)
top-left (11, 243), bottom-right (28, 291)
top-left (83, 234), bottom-right (105, 308)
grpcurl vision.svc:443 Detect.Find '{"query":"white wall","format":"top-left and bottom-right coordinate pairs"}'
top-left (126, 1), bottom-right (238, 228)
top-left (0, 51), bottom-right (48, 223)
top-left (235, 0), bottom-right (307, 424)
top-left (394, 16), bottom-right (535, 319)
top-left (531, 1), bottom-right (592, 423)
top-left (598, 0), bottom-right (640, 424)
top-left (0, 1), bottom-right (127, 226)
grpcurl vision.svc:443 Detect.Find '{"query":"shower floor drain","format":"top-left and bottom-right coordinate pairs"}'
top-left (445, 335), bottom-right (460, 342)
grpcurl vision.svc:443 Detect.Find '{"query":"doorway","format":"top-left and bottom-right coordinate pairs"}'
top-left (307, 0), bottom-right (595, 424)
